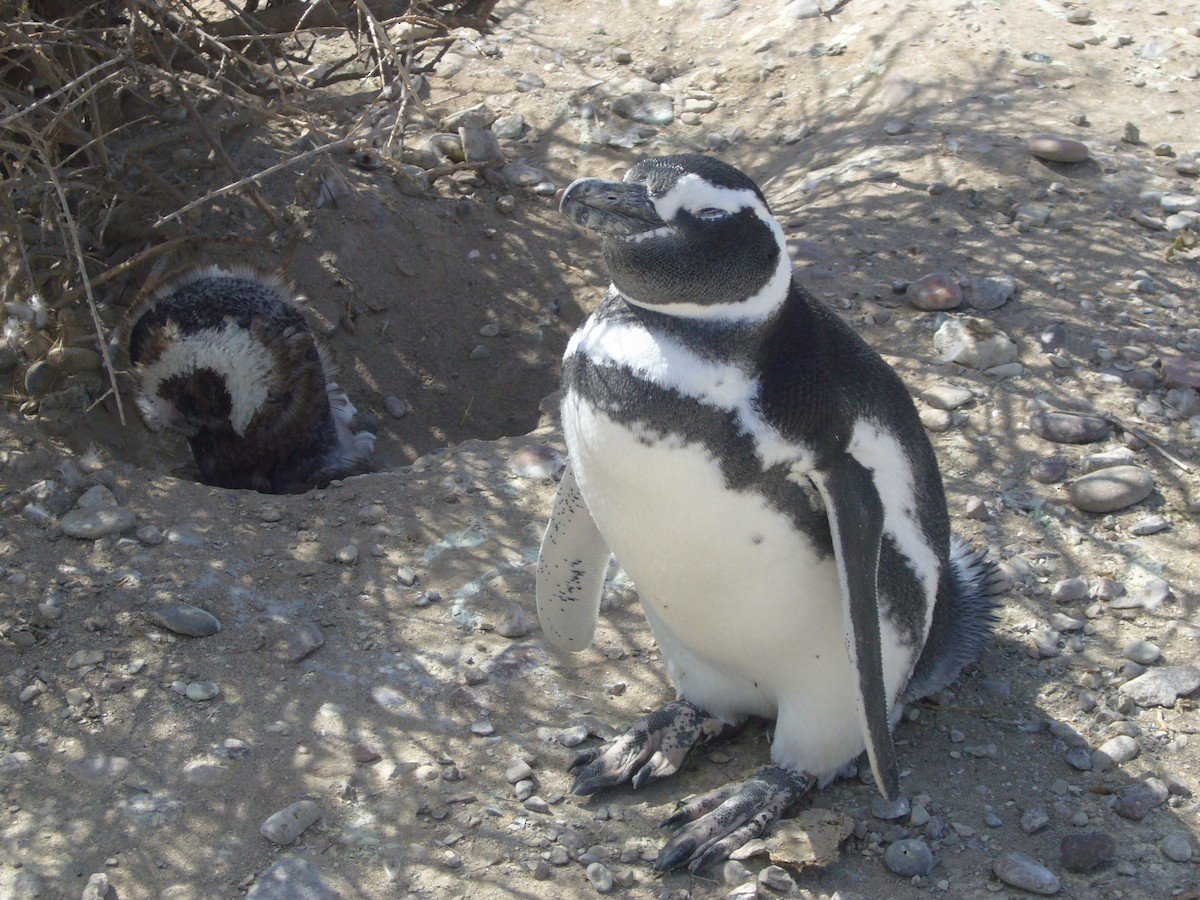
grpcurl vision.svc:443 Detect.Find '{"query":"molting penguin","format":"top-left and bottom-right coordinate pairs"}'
top-left (124, 265), bottom-right (375, 494)
top-left (537, 155), bottom-right (1000, 872)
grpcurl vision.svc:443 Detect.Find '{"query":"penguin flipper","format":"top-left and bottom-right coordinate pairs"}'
top-left (814, 456), bottom-right (900, 801)
top-left (536, 459), bottom-right (611, 651)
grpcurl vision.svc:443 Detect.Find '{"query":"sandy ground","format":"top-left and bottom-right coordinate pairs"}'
top-left (2, 0), bottom-right (1200, 897)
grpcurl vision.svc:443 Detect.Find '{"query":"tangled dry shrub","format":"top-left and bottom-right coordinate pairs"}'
top-left (0, 0), bottom-right (498, 417)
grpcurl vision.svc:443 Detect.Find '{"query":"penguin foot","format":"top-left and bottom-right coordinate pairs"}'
top-left (654, 765), bottom-right (816, 873)
top-left (568, 700), bottom-right (726, 794)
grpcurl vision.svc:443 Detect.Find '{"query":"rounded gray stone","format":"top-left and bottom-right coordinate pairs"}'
top-left (964, 274), bottom-right (1016, 311)
top-left (585, 861), bottom-right (614, 892)
top-left (1061, 832), bottom-right (1115, 872)
top-left (885, 838), bottom-right (934, 877)
top-left (60, 506), bottom-right (137, 539)
top-left (1068, 466), bottom-right (1154, 513)
top-left (993, 851), bottom-right (1060, 894)
top-left (1029, 411), bottom-right (1110, 444)
top-left (1092, 735), bottom-right (1139, 771)
top-left (1160, 833), bottom-right (1193, 863)
top-left (261, 800), bottom-right (322, 845)
top-left (1028, 133), bottom-right (1089, 163)
top-left (24, 360), bottom-right (57, 397)
top-left (1123, 638), bottom-right (1161, 665)
top-left (1049, 576), bottom-right (1088, 603)
top-left (611, 92), bottom-right (675, 126)
top-left (148, 603), bottom-right (221, 637)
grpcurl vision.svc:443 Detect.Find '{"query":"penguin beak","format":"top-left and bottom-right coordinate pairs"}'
top-left (560, 178), bottom-right (666, 239)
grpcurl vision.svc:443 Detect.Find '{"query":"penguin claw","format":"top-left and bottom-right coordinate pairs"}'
top-left (567, 700), bottom-right (722, 795)
top-left (653, 765), bottom-right (815, 872)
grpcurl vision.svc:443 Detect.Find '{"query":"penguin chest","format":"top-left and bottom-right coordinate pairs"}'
top-left (562, 386), bottom-right (850, 720)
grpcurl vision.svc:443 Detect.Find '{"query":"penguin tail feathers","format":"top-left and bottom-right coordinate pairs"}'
top-left (902, 536), bottom-right (1001, 703)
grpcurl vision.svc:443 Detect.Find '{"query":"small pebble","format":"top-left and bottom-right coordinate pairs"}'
top-left (1061, 832), bottom-right (1116, 872)
top-left (1130, 514), bottom-right (1168, 535)
top-left (505, 759), bottom-right (533, 784)
top-left (470, 719), bottom-right (495, 736)
top-left (496, 601), bottom-right (530, 638)
top-left (993, 851), bottom-right (1060, 894)
top-left (335, 545), bottom-right (358, 565)
top-left (396, 565), bottom-right (418, 587)
top-left (67, 648), bottom-right (105, 669)
top-left (384, 396), bottom-right (409, 418)
top-left (1065, 746), bottom-right (1093, 771)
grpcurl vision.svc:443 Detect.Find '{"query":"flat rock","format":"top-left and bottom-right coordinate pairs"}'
top-left (611, 92), bottom-right (675, 125)
top-left (247, 856), bottom-right (338, 900)
top-left (993, 851), bottom-right (1060, 894)
top-left (1061, 832), bottom-right (1115, 872)
top-left (1159, 354), bottom-right (1200, 390)
top-left (921, 383), bottom-right (974, 410)
top-left (1067, 466), bottom-right (1154, 513)
top-left (1115, 778), bottom-right (1169, 820)
top-left (1080, 447), bottom-right (1136, 472)
top-left (148, 603), bottom-right (221, 637)
top-left (1118, 666), bottom-right (1200, 708)
top-left (261, 800), bottom-right (322, 845)
top-left (933, 317), bottom-right (1018, 370)
top-left (60, 506), bottom-right (137, 539)
top-left (906, 272), bottom-right (961, 310)
top-left (1028, 133), bottom-right (1089, 163)
top-left (285, 622), bottom-right (325, 662)
top-left (1029, 411), bottom-right (1110, 444)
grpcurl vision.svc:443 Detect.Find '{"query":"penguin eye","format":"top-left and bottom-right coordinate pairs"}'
top-left (693, 207), bottom-right (728, 221)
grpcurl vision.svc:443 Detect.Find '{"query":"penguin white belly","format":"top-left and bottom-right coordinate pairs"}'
top-left (565, 392), bottom-right (880, 778)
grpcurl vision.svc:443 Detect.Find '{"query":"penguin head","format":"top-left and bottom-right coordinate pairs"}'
top-left (560, 154), bottom-right (791, 321)
top-left (126, 267), bottom-right (337, 481)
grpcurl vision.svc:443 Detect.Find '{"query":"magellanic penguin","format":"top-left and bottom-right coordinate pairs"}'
top-left (536, 155), bottom-right (1000, 872)
top-left (124, 265), bottom-right (375, 494)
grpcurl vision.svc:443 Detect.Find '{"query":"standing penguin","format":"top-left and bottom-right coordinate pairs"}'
top-left (537, 155), bottom-right (999, 872)
top-left (125, 265), bottom-right (375, 494)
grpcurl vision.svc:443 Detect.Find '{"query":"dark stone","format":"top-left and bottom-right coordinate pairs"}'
top-left (1061, 832), bottom-right (1116, 872)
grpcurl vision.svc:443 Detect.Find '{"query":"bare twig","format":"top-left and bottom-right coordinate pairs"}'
top-left (38, 138), bottom-right (126, 426)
